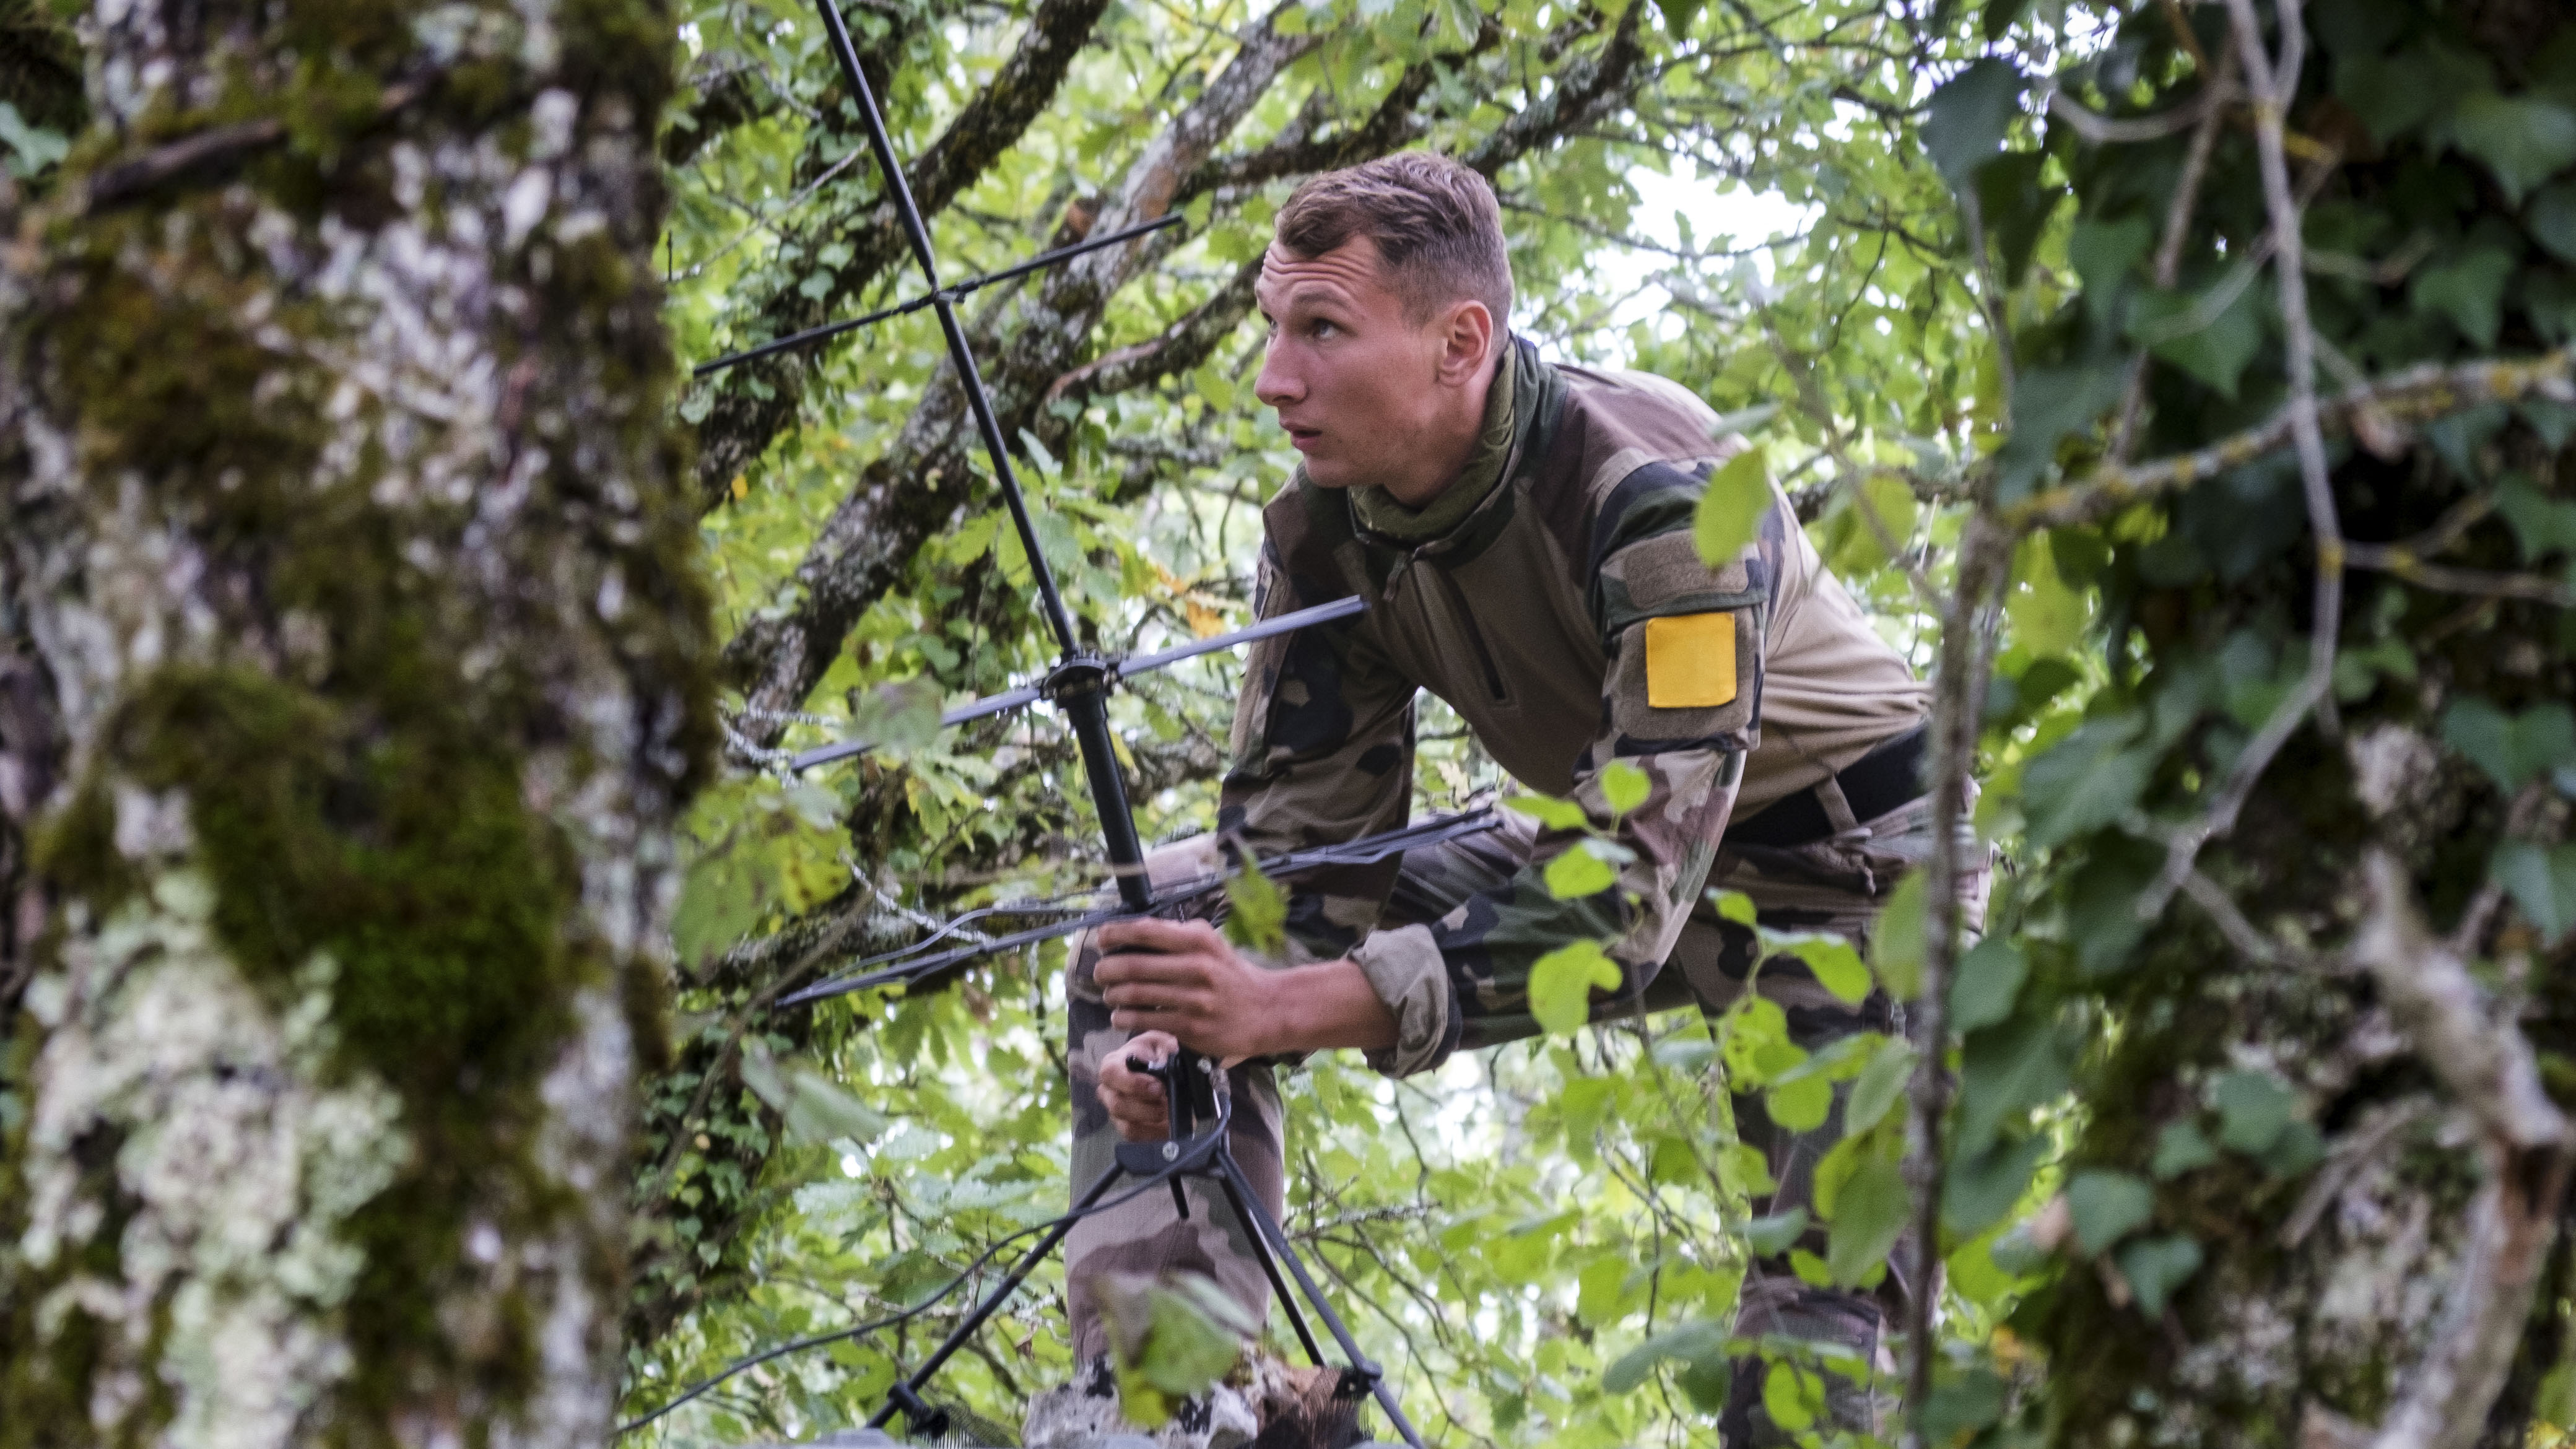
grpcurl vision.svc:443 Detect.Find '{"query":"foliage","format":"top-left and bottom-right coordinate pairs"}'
top-left (627, 0), bottom-right (2576, 1445)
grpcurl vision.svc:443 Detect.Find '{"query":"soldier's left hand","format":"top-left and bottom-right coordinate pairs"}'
top-left (1095, 917), bottom-right (1279, 1062)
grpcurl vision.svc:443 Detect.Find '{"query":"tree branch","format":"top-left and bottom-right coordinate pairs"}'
top-left (686, 0), bottom-right (1115, 512)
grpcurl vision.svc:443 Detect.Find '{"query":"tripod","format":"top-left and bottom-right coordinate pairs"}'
top-left (866, 1047), bottom-right (1426, 1448)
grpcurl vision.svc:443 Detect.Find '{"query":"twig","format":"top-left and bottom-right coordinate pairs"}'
top-left (2342, 546), bottom-right (2574, 607)
top-left (2110, 36), bottom-right (2239, 461)
top-left (2178, 867), bottom-right (2280, 965)
top-left (2349, 851), bottom-right (2572, 1449)
top-left (2006, 351), bottom-right (2576, 533)
top-left (1900, 516), bottom-right (2011, 1449)
top-left (2043, 79), bottom-right (2227, 144)
top-left (2135, 0), bottom-right (2342, 926)
top-left (85, 76), bottom-right (434, 211)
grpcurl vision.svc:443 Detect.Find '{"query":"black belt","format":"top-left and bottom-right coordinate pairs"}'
top-left (1728, 725), bottom-right (1928, 849)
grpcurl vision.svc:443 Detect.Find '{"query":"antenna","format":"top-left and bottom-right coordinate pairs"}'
top-left (667, 6), bottom-right (1459, 1440)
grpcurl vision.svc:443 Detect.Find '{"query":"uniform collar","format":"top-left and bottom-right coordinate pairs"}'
top-left (1349, 342), bottom-right (1520, 543)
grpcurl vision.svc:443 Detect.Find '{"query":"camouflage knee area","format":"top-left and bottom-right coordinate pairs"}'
top-left (1719, 1272), bottom-right (1900, 1447)
top-left (1063, 886), bottom-right (1286, 1365)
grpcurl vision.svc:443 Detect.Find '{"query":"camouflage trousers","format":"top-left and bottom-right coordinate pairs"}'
top-left (1064, 790), bottom-right (1987, 1442)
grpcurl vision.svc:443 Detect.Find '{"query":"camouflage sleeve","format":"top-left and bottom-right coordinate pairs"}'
top-left (1401, 462), bottom-right (1778, 1074)
top-left (1219, 542), bottom-right (1417, 967)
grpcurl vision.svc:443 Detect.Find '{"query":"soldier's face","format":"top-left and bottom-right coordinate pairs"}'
top-left (1252, 235), bottom-right (1476, 494)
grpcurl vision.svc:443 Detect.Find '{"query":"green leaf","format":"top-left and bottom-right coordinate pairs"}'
top-left (1845, 1038), bottom-right (1916, 1137)
top-left (1530, 939), bottom-right (1622, 1035)
top-left (1825, 1151), bottom-right (1911, 1286)
top-left (1763, 1360), bottom-right (1824, 1432)
top-left (1599, 759), bottom-right (1651, 817)
top-left (739, 1044), bottom-right (888, 1147)
top-left (1544, 841), bottom-right (1621, 899)
top-left (1603, 1318), bottom-right (1728, 1395)
top-left (1223, 859), bottom-right (1289, 954)
top-left (1561, 1075), bottom-right (1617, 1142)
top-left (2007, 533), bottom-right (2088, 657)
top-left (2065, 1169), bottom-right (2156, 1255)
top-left (844, 677), bottom-right (947, 760)
top-left (1111, 1276), bottom-right (1258, 1422)
top-left (1923, 59), bottom-right (2024, 189)
top-left (1781, 934), bottom-right (1871, 1005)
top-left (1870, 870), bottom-right (1928, 1001)
top-left (2067, 214), bottom-right (2154, 295)
top-left (1765, 1072), bottom-right (1834, 1133)
top-left (0, 101), bottom-right (66, 177)
top-left (1944, 1135), bottom-right (2048, 1235)
top-left (2451, 92), bottom-right (2576, 204)
top-left (2494, 841), bottom-right (2576, 944)
top-left (2443, 697), bottom-right (2576, 791)
top-left (1710, 889), bottom-right (1759, 926)
top-left (2151, 1120), bottom-right (2219, 1180)
top-left (1741, 1208), bottom-right (1810, 1258)
top-left (1503, 793), bottom-right (1590, 830)
top-left (2412, 246), bottom-right (2518, 348)
top-left (2136, 280), bottom-right (2268, 399)
top-left (2021, 715), bottom-right (2151, 848)
top-left (1577, 1257), bottom-right (1629, 1325)
top-left (1694, 448), bottom-right (1770, 566)
top-left (2533, 181), bottom-right (2576, 266)
top-left (1949, 938), bottom-right (2027, 1035)
top-left (1958, 1016), bottom-right (2069, 1156)
top-left (2115, 1235), bottom-right (2203, 1316)
top-left (2213, 1069), bottom-right (2298, 1154)
top-left (1922, 1368), bottom-right (2009, 1444)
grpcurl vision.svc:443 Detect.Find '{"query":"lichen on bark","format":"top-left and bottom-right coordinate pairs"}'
top-left (0, 0), bottom-right (713, 1442)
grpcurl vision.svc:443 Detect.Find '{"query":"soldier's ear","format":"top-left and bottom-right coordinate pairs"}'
top-left (1432, 297), bottom-right (1494, 385)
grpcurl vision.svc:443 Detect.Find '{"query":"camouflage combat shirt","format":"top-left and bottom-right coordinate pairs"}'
top-left (1222, 336), bottom-right (1928, 1077)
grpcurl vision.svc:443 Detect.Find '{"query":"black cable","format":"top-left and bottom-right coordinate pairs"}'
top-left (613, 1156), bottom-right (1200, 1437)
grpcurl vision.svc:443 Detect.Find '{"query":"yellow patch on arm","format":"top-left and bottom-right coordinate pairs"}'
top-left (1643, 613), bottom-right (1738, 708)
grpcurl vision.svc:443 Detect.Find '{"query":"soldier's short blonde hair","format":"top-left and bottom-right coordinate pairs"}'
top-left (1274, 152), bottom-right (1513, 329)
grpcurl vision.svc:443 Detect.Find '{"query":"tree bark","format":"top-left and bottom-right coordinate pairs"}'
top-left (0, 1), bottom-right (711, 1442)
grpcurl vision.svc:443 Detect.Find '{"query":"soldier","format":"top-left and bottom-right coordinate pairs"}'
top-left (1056, 152), bottom-right (1982, 1446)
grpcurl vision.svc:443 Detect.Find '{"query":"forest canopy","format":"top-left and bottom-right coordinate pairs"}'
top-left (9, 0), bottom-right (2576, 1446)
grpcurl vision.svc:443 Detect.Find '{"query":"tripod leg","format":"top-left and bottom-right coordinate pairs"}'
top-left (870, 1160), bottom-right (1128, 1431)
top-left (1209, 1155), bottom-right (1327, 1367)
top-left (1214, 1152), bottom-right (1427, 1449)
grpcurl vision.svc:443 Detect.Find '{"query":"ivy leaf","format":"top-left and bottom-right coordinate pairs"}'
top-left (1504, 792), bottom-right (1591, 830)
top-left (2533, 180), bottom-right (2576, 266)
top-left (1694, 448), bottom-right (1770, 566)
top-left (2115, 1235), bottom-right (2204, 1316)
top-left (2443, 697), bottom-right (2576, 791)
top-left (2450, 92), bottom-right (2576, 204)
top-left (2020, 715), bottom-right (2151, 848)
top-left (2136, 280), bottom-right (2268, 399)
top-left (1958, 1016), bottom-right (2069, 1156)
top-left (1531, 939), bottom-right (1622, 1035)
top-left (1949, 938), bottom-right (2028, 1035)
top-left (1599, 759), bottom-right (1651, 817)
top-left (1825, 1150), bottom-right (1910, 1286)
top-left (2493, 842), bottom-right (2576, 944)
top-left (1223, 859), bottom-right (1289, 954)
top-left (1108, 1276), bottom-right (1256, 1424)
top-left (1923, 1369), bottom-right (2009, 1444)
top-left (2151, 1120), bottom-right (2219, 1180)
top-left (1869, 870), bottom-right (1928, 1001)
top-left (2212, 1070), bottom-right (2298, 1154)
top-left (2411, 245), bottom-right (2518, 347)
top-left (1544, 841), bottom-right (1622, 900)
top-left (2065, 1169), bottom-right (2156, 1255)
top-left (1923, 58), bottom-right (2024, 190)
top-left (1943, 1135), bottom-right (2048, 1236)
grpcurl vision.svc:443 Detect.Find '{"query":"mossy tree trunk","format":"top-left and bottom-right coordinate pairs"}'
top-left (0, 0), bottom-right (712, 1442)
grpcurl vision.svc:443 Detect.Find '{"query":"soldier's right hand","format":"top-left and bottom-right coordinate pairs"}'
top-left (1098, 1029), bottom-right (1179, 1141)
